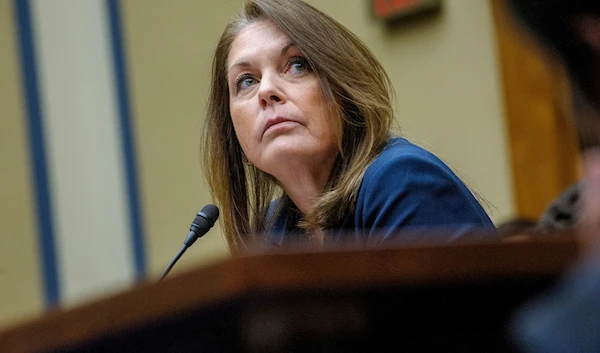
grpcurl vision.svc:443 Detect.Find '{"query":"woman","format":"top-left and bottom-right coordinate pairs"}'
top-left (202, 0), bottom-right (496, 251)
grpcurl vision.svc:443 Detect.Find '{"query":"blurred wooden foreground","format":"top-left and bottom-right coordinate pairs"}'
top-left (0, 233), bottom-right (580, 352)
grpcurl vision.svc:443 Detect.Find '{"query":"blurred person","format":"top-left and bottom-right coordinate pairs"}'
top-left (536, 181), bottom-right (581, 234)
top-left (506, 1), bottom-right (600, 352)
top-left (201, 0), bottom-right (497, 252)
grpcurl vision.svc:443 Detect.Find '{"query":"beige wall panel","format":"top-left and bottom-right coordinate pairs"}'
top-left (0, 0), bottom-right (44, 329)
top-left (121, 0), bottom-right (242, 277)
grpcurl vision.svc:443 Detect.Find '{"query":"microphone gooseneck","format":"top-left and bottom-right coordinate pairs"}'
top-left (159, 204), bottom-right (220, 281)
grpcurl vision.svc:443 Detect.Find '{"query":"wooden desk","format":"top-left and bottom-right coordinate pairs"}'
top-left (0, 236), bottom-right (579, 352)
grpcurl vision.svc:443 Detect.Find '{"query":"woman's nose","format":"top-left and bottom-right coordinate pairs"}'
top-left (258, 73), bottom-right (285, 108)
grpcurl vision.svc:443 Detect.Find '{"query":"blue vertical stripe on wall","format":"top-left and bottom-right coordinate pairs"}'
top-left (106, 0), bottom-right (147, 279)
top-left (14, 0), bottom-right (60, 307)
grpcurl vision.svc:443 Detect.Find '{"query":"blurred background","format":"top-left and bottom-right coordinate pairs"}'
top-left (0, 0), bottom-right (579, 330)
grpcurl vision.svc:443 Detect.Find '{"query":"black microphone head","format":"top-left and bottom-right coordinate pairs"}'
top-left (199, 204), bottom-right (219, 225)
top-left (185, 204), bottom-right (220, 247)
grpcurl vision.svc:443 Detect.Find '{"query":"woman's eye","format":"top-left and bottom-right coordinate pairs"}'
top-left (289, 57), bottom-right (310, 74)
top-left (235, 74), bottom-right (258, 91)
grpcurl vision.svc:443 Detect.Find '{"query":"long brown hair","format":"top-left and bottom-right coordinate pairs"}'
top-left (202, 0), bottom-right (395, 251)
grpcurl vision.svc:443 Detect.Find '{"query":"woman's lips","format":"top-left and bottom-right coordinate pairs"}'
top-left (263, 116), bottom-right (297, 136)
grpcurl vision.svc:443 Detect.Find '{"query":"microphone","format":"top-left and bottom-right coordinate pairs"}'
top-left (159, 204), bottom-right (220, 281)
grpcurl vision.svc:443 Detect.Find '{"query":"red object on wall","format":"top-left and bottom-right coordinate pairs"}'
top-left (373, 0), bottom-right (441, 21)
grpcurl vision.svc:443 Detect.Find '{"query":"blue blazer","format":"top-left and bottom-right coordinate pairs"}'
top-left (269, 138), bottom-right (497, 247)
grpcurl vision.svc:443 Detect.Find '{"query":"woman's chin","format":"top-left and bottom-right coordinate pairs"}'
top-left (254, 141), bottom-right (337, 178)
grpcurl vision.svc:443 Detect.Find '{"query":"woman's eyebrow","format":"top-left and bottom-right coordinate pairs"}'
top-left (228, 61), bottom-right (251, 75)
top-left (228, 42), bottom-right (297, 75)
top-left (280, 42), bottom-right (295, 56)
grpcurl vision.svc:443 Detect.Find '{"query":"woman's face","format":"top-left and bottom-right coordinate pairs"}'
top-left (227, 20), bottom-right (339, 183)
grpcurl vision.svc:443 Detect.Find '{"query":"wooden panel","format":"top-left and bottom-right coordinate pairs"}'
top-left (491, 0), bottom-right (581, 220)
top-left (0, 236), bottom-right (580, 353)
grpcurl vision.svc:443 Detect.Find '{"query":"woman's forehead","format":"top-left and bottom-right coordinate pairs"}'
top-left (227, 21), bottom-right (293, 69)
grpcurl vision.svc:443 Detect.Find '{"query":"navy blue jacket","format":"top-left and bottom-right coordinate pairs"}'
top-left (269, 138), bottom-right (497, 247)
